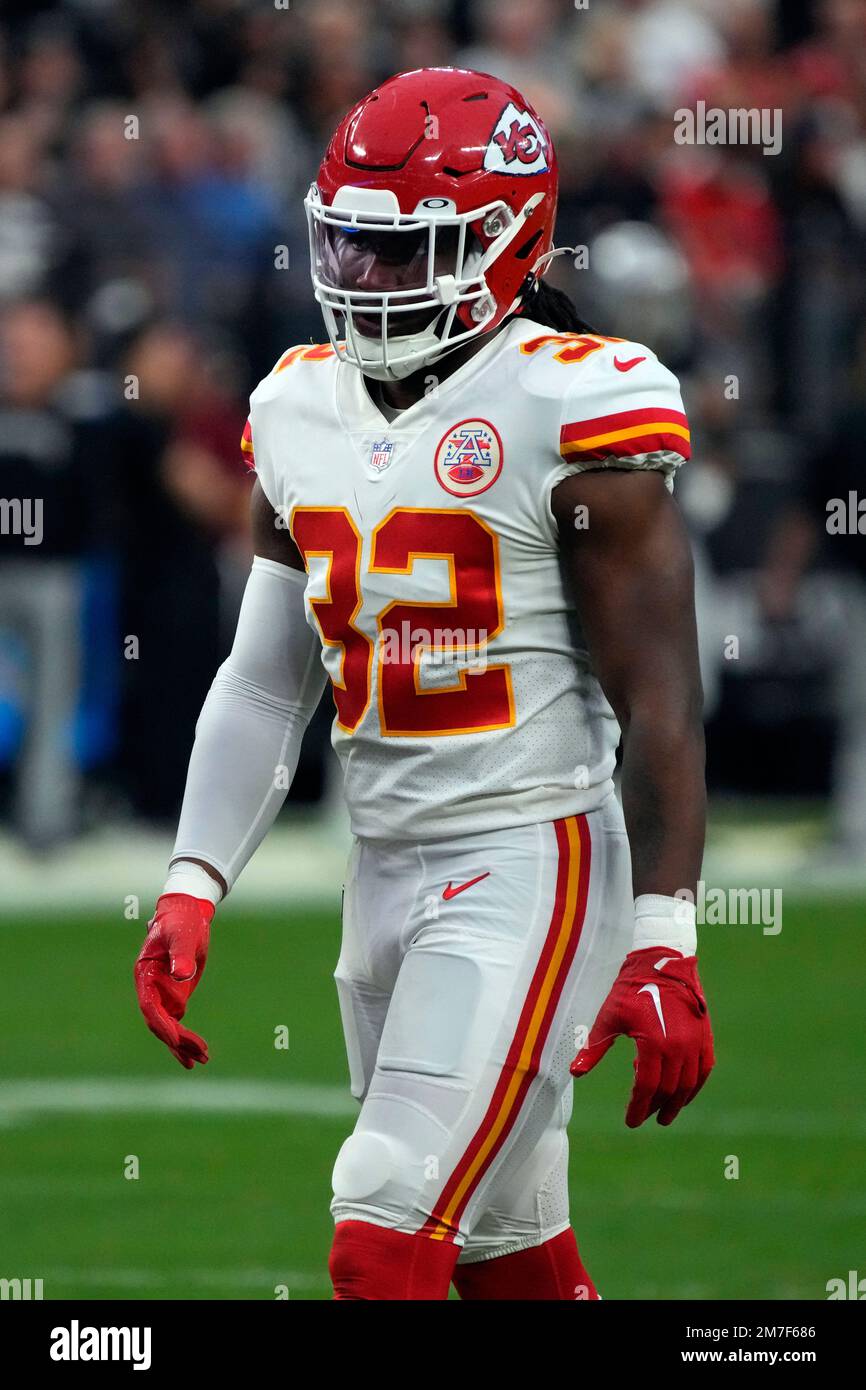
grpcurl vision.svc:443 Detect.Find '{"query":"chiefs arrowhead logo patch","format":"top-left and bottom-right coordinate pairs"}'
top-left (484, 102), bottom-right (549, 176)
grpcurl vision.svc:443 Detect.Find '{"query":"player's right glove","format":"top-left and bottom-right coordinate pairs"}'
top-left (134, 893), bottom-right (214, 1069)
top-left (570, 947), bottom-right (715, 1128)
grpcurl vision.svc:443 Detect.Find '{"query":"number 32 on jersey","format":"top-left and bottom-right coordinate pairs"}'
top-left (291, 506), bottom-right (515, 738)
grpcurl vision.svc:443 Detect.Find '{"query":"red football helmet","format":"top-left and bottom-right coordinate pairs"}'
top-left (305, 67), bottom-right (559, 380)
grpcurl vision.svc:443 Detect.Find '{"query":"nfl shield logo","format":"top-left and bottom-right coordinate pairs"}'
top-left (370, 439), bottom-right (394, 472)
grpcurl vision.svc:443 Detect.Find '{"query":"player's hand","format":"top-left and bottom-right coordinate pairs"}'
top-left (134, 893), bottom-right (214, 1069)
top-left (570, 947), bottom-right (714, 1127)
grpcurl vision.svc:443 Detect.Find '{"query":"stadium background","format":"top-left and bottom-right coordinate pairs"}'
top-left (0, 0), bottom-right (864, 1300)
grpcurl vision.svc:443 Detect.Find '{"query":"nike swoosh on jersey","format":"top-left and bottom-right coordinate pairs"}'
top-left (613, 355), bottom-right (647, 372)
top-left (637, 982), bottom-right (667, 1036)
top-left (442, 871), bottom-right (491, 900)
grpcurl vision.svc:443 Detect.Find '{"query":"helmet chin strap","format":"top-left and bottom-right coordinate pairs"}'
top-left (531, 244), bottom-right (577, 274)
top-left (350, 317), bottom-right (448, 381)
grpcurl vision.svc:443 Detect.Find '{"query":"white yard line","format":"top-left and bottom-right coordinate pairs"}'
top-left (0, 810), bottom-right (353, 914)
top-left (591, 1191), bottom-right (866, 1216)
top-left (0, 1078), bottom-right (357, 1120)
top-left (0, 806), bottom-right (864, 915)
top-left (0, 1078), bottom-right (863, 1139)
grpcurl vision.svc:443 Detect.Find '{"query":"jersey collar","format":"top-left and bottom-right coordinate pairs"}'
top-left (335, 316), bottom-right (524, 437)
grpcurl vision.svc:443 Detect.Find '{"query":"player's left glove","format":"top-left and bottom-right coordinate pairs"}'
top-left (134, 893), bottom-right (214, 1069)
top-left (570, 947), bottom-right (714, 1127)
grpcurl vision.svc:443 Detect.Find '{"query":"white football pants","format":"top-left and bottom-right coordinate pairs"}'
top-left (330, 794), bottom-right (633, 1262)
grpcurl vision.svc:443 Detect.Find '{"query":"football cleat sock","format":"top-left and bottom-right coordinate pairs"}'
top-left (329, 1220), bottom-right (460, 1300)
top-left (452, 1227), bottom-right (599, 1300)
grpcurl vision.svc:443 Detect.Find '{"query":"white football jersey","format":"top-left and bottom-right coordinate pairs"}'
top-left (244, 316), bottom-right (690, 840)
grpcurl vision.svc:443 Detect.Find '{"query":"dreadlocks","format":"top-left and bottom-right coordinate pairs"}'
top-left (521, 277), bottom-right (597, 334)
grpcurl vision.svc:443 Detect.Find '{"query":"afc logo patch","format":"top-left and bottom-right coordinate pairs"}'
top-left (434, 419), bottom-right (503, 497)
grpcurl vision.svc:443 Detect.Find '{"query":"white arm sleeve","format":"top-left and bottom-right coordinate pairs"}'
top-left (170, 556), bottom-right (326, 894)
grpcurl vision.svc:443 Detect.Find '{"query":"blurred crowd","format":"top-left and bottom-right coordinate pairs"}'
top-left (1, 0), bottom-right (865, 852)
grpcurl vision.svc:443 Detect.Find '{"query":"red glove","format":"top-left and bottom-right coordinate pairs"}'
top-left (134, 893), bottom-right (214, 1069)
top-left (571, 947), bottom-right (714, 1127)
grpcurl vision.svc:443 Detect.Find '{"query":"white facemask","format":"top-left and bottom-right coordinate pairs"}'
top-left (304, 183), bottom-right (535, 380)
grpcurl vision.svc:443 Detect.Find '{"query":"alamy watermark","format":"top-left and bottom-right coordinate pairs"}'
top-left (674, 101), bottom-right (782, 156)
top-left (826, 1270), bottom-right (866, 1299)
top-left (0, 1276), bottom-right (43, 1299)
top-left (50, 1321), bottom-right (152, 1370)
top-left (675, 883), bottom-right (782, 935)
top-left (378, 621), bottom-right (489, 671)
top-left (0, 497), bottom-right (42, 545)
top-left (826, 492), bottom-right (866, 534)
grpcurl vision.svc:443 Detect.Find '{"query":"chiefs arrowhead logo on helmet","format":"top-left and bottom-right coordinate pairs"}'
top-left (485, 102), bottom-right (550, 175)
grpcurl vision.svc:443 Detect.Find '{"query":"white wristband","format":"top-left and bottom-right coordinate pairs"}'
top-left (632, 893), bottom-right (697, 956)
top-left (163, 861), bottom-right (224, 906)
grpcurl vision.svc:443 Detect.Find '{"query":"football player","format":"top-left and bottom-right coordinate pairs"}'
top-left (135, 67), bottom-right (714, 1301)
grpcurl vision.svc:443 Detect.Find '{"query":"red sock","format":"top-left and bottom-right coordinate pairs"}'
top-left (329, 1220), bottom-right (460, 1300)
top-left (452, 1228), bottom-right (599, 1300)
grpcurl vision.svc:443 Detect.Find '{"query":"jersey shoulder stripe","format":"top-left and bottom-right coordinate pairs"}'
top-left (559, 406), bottom-right (690, 462)
top-left (272, 341), bottom-right (342, 373)
top-left (549, 336), bottom-right (691, 482)
top-left (240, 416), bottom-right (255, 470)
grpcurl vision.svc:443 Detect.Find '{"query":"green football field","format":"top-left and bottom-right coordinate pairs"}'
top-left (1, 893), bottom-right (863, 1300)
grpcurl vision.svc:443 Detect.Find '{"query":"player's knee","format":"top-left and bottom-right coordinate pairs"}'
top-left (331, 1130), bottom-right (400, 1204)
top-left (331, 1079), bottom-right (453, 1224)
